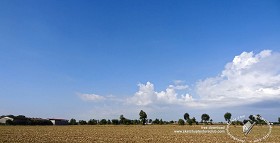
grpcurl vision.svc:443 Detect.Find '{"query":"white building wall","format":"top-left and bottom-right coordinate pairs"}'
top-left (0, 117), bottom-right (14, 124)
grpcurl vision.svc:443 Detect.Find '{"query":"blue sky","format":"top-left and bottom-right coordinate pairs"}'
top-left (1, 0), bottom-right (280, 122)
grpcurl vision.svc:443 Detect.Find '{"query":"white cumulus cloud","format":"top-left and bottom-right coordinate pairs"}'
top-left (127, 82), bottom-right (157, 106)
top-left (196, 50), bottom-right (280, 106)
top-left (127, 82), bottom-right (193, 106)
top-left (128, 50), bottom-right (280, 108)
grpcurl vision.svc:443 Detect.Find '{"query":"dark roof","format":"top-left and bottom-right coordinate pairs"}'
top-left (48, 118), bottom-right (68, 121)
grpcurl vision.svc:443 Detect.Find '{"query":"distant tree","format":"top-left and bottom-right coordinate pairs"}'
top-left (137, 120), bottom-right (141, 124)
top-left (107, 120), bottom-right (112, 125)
top-left (278, 117), bottom-right (280, 123)
top-left (132, 119), bottom-right (140, 125)
top-left (192, 117), bottom-right (198, 125)
top-left (120, 115), bottom-right (125, 124)
top-left (224, 112), bottom-right (232, 123)
top-left (159, 119), bottom-right (163, 125)
top-left (184, 113), bottom-right (190, 121)
top-left (148, 119), bottom-right (152, 124)
top-left (30, 119), bottom-right (52, 125)
top-left (124, 119), bottom-right (133, 125)
top-left (184, 113), bottom-right (197, 125)
top-left (16, 115), bottom-right (26, 119)
top-left (201, 114), bottom-right (210, 124)
top-left (69, 118), bottom-right (77, 125)
top-left (249, 115), bottom-right (256, 122)
top-left (186, 117), bottom-right (197, 125)
top-left (254, 114), bottom-right (266, 125)
top-left (210, 119), bottom-right (213, 125)
top-left (169, 120), bottom-right (174, 124)
top-left (78, 120), bottom-right (87, 125)
top-left (111, 119), bottom-right (119, 125)
top-left (139, 110), bottom-right (147, 125)
top-left (234, 120), bottom-right (243, 125)
top-left (13, 115), bottom-right (29, 125)
top-left (6, 119), bottom-right (13, 125)
top-left (187, 118), bottom-right (193, 125)
top-left (249, 115), bottom-right (262, 124)
top-left (178, 119), bottom-right (185, 125)
top-left (163, 121), bottom-right (169, 124)
top-left (153, 118), bottom-right (160, 124)
top-left (99, 119), bottom-right (107, 125)
top-left (243, 119), bottom-right (250, 124)
top-left (88, 119), bottom-right (98, 125)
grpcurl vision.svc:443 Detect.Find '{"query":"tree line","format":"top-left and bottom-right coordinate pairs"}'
top-left (1, 111), bottom-right (280, 126)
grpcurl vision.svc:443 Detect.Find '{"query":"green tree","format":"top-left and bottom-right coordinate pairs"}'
top-left (184, 113), bottom-right (197, 125)
top-left (120, 115), bottom-right (125, 124)
top-left (148, 119), bottom-right (152, 124)
top-left (210, 119), bottom-right (213, 125)
top-left (178, 119), bottom-right (185, 125)
top-left (6, 119), bottom-right (13, 125)
top-left (254, 114), bottom-right (266, 125)
top-left (99, 119), bottom-right (107, 125)
top-left (184, 113), bottom-right (190, 121)
top-left (139, 110), bottom-right (147, 125)
top-left (88, 119), bottom-right (97, 125)
top-left (17, 115), bottom-right (26, 119)
top-left (159, 119), bottom-right (163, 125)
top-left (153, 118), bottom-right (160, 124)
top-left (69, 118), bottom-right (77, 125)
top-left (224, 112), bottom-right (232, 123)
top-left (201, 114), bottom-right (210, 124)
top-left (132, 119), bottom-right (140, 125)
top-left (187, 117), bottom-right (198, 125)
top-left (107, 120), bottom-right (112, 125)
top-left (78, 120), bottom-right (87, 125)
top-left (192, 117), bottom-right (198, 125)
top-left (278, 117), bottom-right (280, 123)
top-left (112, 119), bottom-right (119, 125)
top-left (187, 118), bottom-right (193, 125)
top-left (123, 119), bottom-right (132, 125)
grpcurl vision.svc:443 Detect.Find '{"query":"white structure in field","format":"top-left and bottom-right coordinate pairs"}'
top-left (0, 117), bottom-right (14, 124)
top-left (48, 118), bottom-right (68, 125)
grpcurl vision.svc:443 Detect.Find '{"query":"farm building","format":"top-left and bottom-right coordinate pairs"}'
top-left (0, 117), bottom-right (14, 124)
top-left (48, 118), bottom-right (68, 125)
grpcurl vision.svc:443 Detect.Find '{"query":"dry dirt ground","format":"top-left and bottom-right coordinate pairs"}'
top-left (0, 125), bottom-right (279, 142)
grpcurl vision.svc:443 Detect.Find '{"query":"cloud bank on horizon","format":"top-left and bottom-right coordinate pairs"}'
top-left (79, 50), bottom-right (280, 108)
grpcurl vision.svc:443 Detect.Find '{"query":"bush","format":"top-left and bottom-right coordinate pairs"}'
top-left (187, 119), bottom-right (193, 125)
top-left (111, 119), bottom-right (119, 125)
top-left (69, 119), bottom-right (77, 125)
top-left (79, 120), bottom-right (87, 125)
top-left (99, 119), bottom-right (107, 125)
top-left (178, 119), bottom-right (185, 125)
top-left (152, 118), bottom-right (160, 124)
top-left (88, 119), bottom-right (98, 125)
